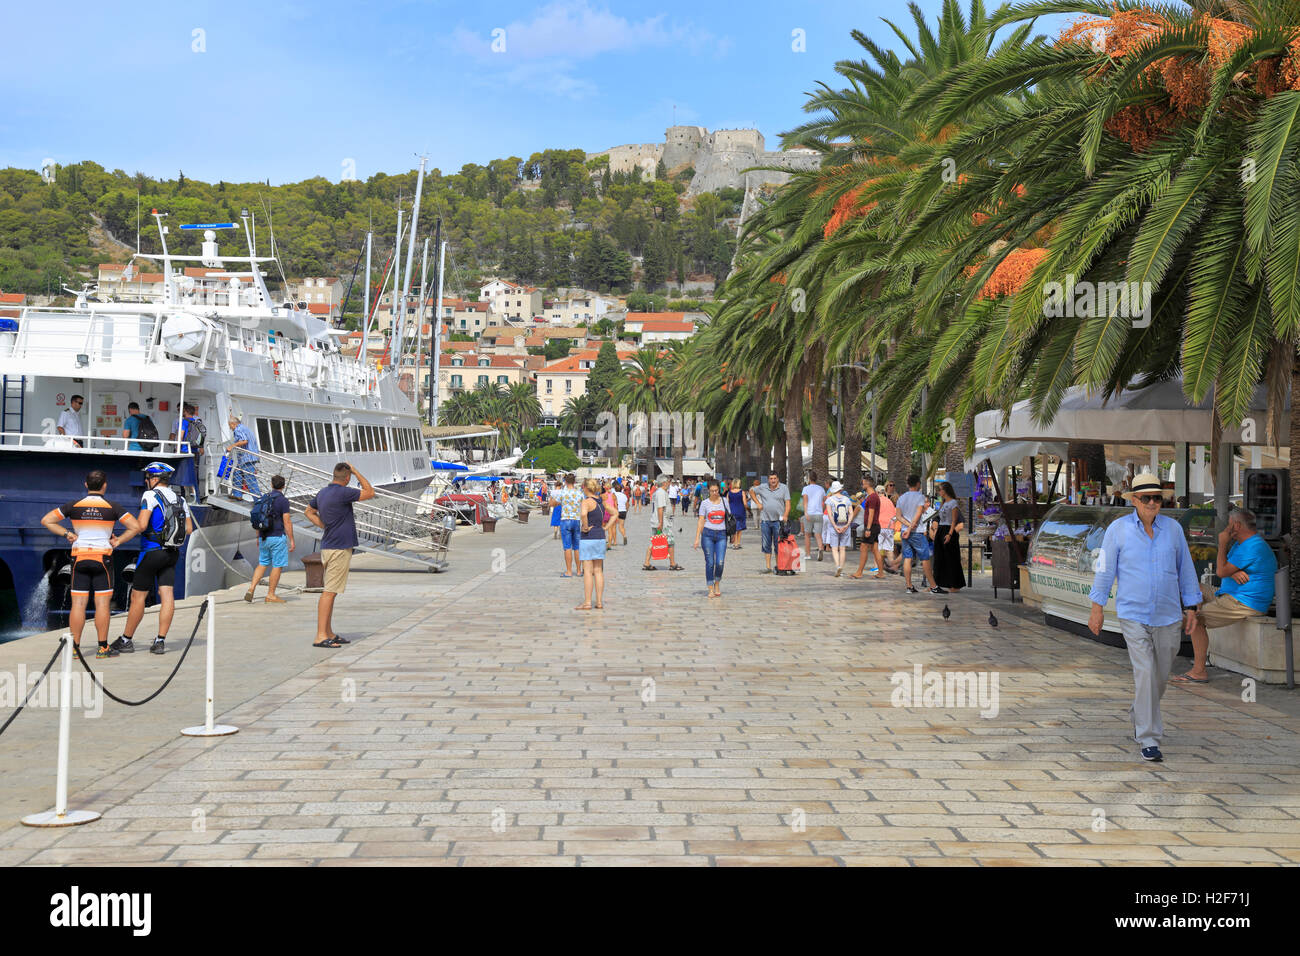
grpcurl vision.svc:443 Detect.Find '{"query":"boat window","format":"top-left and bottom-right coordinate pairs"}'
top-left (281, 420), bottom-right (298, 454)
top-left (342, 421), bottom-right (357, 453)
top-left (294, 420), bottom-right (309, 453)
top-left (313, 422), bottom-right (327, 453)
top-left (257, 419), bottom-right (273, 451)
top-left (379, 428), bottom-right (389, 452)
top-left (268, 419), bottom-right (285, 454)
top-left (363, 426), bottom-right (374, 453)
top-left (323, 422), bottom-right (337, 453)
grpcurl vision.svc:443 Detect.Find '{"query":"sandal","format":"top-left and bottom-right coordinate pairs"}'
top-left (1171, 673), bottom-right (1209, 684)
top-left (641, 565), bottom-right (657, 571)
top-left (574, 604), bottom-right (592, 611)
top-left (313, 637), bottom-right (343, 648)
top-left (669, 565), bottom-right (685, 571)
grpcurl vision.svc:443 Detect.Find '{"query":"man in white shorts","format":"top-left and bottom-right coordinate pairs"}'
top-left (802, 471), bottom-right (826, 561)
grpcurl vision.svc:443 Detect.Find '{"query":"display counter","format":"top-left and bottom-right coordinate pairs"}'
top-left (1023, 504), bottom-right (1218, 638)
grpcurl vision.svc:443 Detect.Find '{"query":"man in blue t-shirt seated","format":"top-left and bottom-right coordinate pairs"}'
top-left (1176, 506), bottom-right (1277, 685)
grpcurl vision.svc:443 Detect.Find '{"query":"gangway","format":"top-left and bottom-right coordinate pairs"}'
top-left (210, 448), bottom-right (453, 571)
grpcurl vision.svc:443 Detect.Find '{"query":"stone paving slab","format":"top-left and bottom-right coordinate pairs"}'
top-left (1, 509), bottom-right (1297, 866)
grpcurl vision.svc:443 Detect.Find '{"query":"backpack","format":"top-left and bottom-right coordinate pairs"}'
top-left (145, 488), bottom-right (188, 548)
top-left (187, 416), bottom-right (207, 450)
top-left (831, 497), bottom-right (852, 527)
top-left (135, 414), bottom-right (160, 450)
top-left (250, 492), bottom-right (278, 533)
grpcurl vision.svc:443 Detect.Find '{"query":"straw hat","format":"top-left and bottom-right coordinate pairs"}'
top-left (1120, 472), bottom-right (1173, 501)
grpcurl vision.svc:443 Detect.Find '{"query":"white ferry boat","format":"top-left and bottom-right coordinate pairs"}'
top-left (0, 210), bottom-right (451, 636)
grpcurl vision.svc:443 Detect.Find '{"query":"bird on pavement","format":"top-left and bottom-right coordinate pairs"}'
top-left (942, 604), bottom-right (951, 620)
top-left (988, 611), bottom-right (998, 627)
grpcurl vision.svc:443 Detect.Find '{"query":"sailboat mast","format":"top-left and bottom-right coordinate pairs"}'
top-left (431, 219), bottom-right (445, 427)
top-left (361, 230), bottom-right (372, 360)
top-left (398, 156), bottom-right (428, 375)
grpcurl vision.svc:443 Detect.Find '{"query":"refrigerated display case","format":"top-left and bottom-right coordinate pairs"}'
top-left (1024, 504), bottom-right (1218, 639)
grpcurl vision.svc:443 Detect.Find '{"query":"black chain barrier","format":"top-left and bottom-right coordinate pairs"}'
top-left (0, 636), bottom-right (66, 739)
top-left (72, 600), bottom-right (209, 707)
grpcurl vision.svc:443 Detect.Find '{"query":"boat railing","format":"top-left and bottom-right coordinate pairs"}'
top-left (0, 430), bottom-right (191, 455)
top-left (1, 309), bottom-right (162, 365)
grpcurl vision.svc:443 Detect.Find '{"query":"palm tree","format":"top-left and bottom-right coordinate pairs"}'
top-left (505, 381), bottom-right (542, 451)
top-left (560, 393), bottom-right (600, 455)
top-left (610, 347), bottom-right (672, 477)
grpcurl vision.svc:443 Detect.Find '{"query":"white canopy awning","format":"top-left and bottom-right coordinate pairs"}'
top-left (975, 378), bottom-right (1289, 446)
top-left (965, 438), bottom-right (1069, 473)
top-left (655, 458), bottom-right (713, 476)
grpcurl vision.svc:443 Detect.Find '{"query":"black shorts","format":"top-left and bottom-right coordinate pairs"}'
top-left (133, 548), bottom-right (179, 592)
top-left (618, 511), bottom-right (627, 520)
top-left (71, 555), bottom-right (113, 595)
top-left (863, 523), bottom-right (881, 544)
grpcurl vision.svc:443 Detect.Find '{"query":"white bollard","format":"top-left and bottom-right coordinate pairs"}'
top-left (22, 634), bottom-right (101, 827)
top-left (182, 595), bottom-right (238, 737)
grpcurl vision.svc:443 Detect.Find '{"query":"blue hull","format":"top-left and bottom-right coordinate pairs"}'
top-left (0, 450), bottom-right (207, 635)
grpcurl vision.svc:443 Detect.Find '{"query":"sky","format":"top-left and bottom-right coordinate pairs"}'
top-left (0, 0), bottom-right (1071, 185)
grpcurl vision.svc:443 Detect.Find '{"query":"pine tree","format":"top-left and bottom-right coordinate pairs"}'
top-left (586, 340), bottom-right (622, 415)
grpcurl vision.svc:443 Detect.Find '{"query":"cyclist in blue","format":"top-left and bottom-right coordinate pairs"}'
top-left (112, 462), bottom-right (193, 656)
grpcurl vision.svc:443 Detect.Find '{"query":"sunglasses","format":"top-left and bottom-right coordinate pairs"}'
top-left (1136, 494), bottom-right (1164, 504)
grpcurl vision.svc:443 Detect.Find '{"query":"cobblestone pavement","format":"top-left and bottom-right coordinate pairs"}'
top-left (1, 512), bottom-right (1297, 866)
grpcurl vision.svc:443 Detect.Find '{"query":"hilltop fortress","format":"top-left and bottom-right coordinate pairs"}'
top-left (589, 126), bottom-right (820, 195)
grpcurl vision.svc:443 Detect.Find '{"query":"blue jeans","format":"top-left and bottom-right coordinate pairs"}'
top-left (233, 455), bottom-right (260, 497)
top-left (761, 519), bottom-right (782, 554)
top-left (560, 519), bottom-right (581, 551)
top-left (701, 528), bottom-right (727, 585)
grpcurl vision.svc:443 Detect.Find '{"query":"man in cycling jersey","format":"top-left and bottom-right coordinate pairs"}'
top-left (41, 470), bottom-right (141, 659)
top-left (113, 462), bottom-right (194, 656)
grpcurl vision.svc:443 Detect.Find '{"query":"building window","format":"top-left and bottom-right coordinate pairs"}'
top-left (545, 379), bottom-right (552, 393)
top-left (459, 319), bottom-right (466, 329)
top-left (565, 380), bottom-right (572, 393)
top-left (479, 359), bottom-right (489, 366)
top-left (497, 375), bottom-right (508, 384)
top-left (451, 374), bottom-right (462, 388)
top-left (478, 375), bottom-right (488, 386)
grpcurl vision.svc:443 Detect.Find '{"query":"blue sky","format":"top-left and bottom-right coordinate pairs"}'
top-left (0, 0), bottom-right (1068, 185)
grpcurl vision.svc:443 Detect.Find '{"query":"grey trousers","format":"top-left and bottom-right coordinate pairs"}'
top-left (1119, 619), bottom-right (1183, 749)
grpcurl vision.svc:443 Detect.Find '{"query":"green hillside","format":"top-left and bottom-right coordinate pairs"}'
top-left (0, 152), bottom-right (742, 306)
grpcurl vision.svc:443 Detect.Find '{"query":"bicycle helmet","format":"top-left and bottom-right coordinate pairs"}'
top-left (142, 461), bottom-right (175, 476)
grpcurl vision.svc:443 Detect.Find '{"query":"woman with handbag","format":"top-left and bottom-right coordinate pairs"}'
top-left (576, 478), bottom-right (607, 610)
top-left (693, 478), bottom-right (731, 598)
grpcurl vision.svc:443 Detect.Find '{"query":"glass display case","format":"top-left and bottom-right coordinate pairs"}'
top-left (1023, 504), bottom-right (1219, 637)
top-left (1028, 504), bottom-right (1219, 577)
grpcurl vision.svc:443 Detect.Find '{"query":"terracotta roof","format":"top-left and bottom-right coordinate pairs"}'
top-left (183, 267), bottom-right (218, 277)
top-left (525, 335), bottom-right (545, 348)
top-left (0, 293), bottom-right (25, 303)
top-left (637, 318), bottom-right (695, 333)
top-left (98, 263), bottom-right (127, 272)
top-left (306, 303), bottom-right (333, 315)
top-left (446, 341), bottom-right (477, 352)
top-left (542, 328), bottom-right (588, 338)
top-left (524, 356), bottom-right (546, 370)
top-left (625, 312), bottom-right (687, 322)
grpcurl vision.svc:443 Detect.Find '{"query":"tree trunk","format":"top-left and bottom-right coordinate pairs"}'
top-left (784, 380), bottom-right (803, 494)
top-left (1290, 348), bottom-right (1300, 613)
top-left (811, 377), bottom-right (830, 483)
top-left (945, 409), bottom-right (975, 479)
top-left (843, 373), bottom-right (862, 491)
top-left (887, 410), bottom-right (912, 491)
top-left (772, 436), bottom-right (786, 483)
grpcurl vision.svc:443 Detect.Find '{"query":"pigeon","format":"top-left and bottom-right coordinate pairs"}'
top-left (988, 611), bottom-right (998, 628)
top-left (942, 604), bottom-right (951, 620)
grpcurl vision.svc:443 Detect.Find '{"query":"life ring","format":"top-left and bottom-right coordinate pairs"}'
top-left (272, 360), bottom-right (281, 378)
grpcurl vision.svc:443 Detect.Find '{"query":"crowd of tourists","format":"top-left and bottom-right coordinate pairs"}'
top-left (543, 469), bottom-right (978, 608)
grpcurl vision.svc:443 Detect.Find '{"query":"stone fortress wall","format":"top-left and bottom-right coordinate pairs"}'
top-left (589, 126), bottom-right (821, 196)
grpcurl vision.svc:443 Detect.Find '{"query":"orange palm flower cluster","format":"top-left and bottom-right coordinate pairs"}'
top-left (975, 247), bottom-right (1048, 300)
top-left (824, 184), bottom-right (878, 238)
top-left (972, 183), bottom-right (1027, 227)
top-left (1059, 7), bottom-right (1298, 151)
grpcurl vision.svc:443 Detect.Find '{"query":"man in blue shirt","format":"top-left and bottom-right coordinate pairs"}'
top-left (1088, 473), bottom-right (1201, 763)
top-left (121, 402), bottom-right (148, 451)
top-left (304, 462), bottom-right (374, 649)
top-left (227, 413), bottom-right (260, 499)
top-left (1174, 507), bottom-right (1277, 685)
